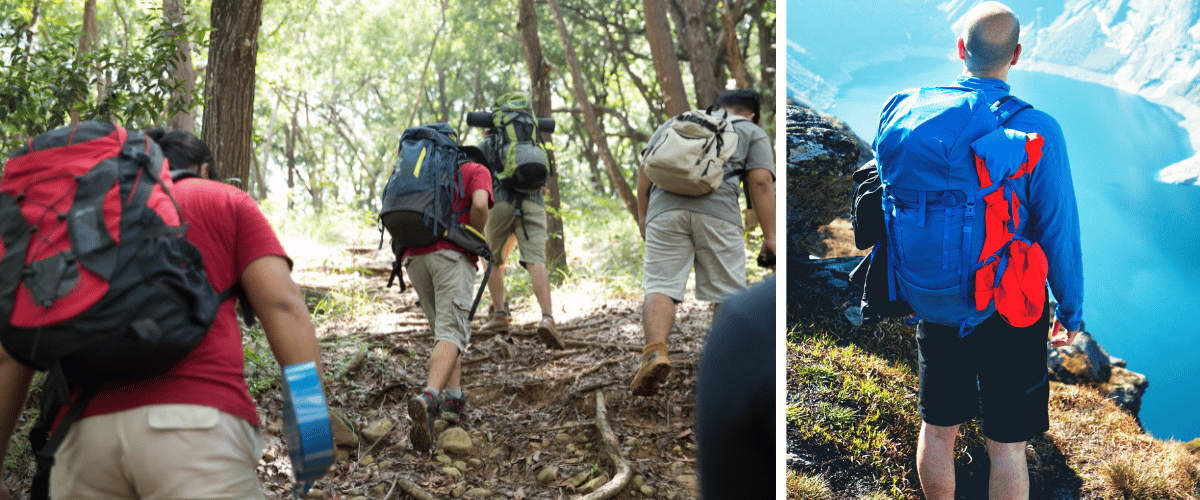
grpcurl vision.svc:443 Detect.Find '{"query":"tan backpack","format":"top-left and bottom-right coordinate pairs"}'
top-left (640, 109), bottom-right (746, 196)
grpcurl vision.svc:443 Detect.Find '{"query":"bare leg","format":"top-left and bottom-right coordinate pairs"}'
top-left (527, 263), bottom-right (553, 315)
top-left (986, 438), bottom-right (1029, 500)
top-left (642, 293), bottom-right (676, 347)
top-left (918, 421), bottom-right (959, 500)
top-left (487, 264), bottom-right (507, 311)
top-left (426, 340), bottom-right (460, 391)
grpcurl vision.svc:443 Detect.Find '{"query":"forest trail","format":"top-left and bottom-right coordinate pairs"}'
top-left (253, 240), bottom-right (715, 500)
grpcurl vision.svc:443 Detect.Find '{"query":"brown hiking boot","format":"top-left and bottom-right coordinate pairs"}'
top-left (536, 314), bottom-right (565, 350)
top-left (630, 342), bottom-right (671, 396)
top-left (481, 310), bottom-right (509, 334)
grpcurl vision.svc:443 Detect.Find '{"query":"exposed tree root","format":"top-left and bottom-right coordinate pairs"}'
top-left (576, 391), bottom-right (632, 500)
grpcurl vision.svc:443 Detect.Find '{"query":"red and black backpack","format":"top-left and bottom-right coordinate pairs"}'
top-left (0, 121), bottom-right (223, 498)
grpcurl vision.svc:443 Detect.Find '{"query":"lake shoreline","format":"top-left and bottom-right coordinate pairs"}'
top-left (1019, 60), bottom-right (1200, 186)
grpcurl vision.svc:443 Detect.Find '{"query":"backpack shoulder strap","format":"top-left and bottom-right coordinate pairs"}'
top-left (992, 95), bottom-right (1032, 125)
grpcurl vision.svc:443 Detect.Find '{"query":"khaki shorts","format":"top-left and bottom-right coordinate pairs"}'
top-left (404, 249), bottom-right (476, 353)
top-left (485, 195), bottom-right (547, 267)
top-left (51, 404), bottom-right (264, 500)
top-left (642, 209), bottom-right (747, 303)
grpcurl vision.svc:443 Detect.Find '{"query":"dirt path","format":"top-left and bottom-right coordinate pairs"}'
top-left (254, 246), bottom-right (712, 499)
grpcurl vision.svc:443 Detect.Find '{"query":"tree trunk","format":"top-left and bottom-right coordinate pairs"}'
top-left (672, 0), bottom-right (721, 109)
top-left (721, 0), bottom-right (750, 89)
top-left (643, 0), bottom-right (690, 117)
top-left (752, 0), bottom-right (774, 109)
top-left (164, 0), bottom-right (198, 133)
top-left (202, 0), bottom-right (264, 189)
top-left (547, 0), bottom-right (638, 222)
top-left (70, 0), bottom-right (98, 124)
top-left (518, 0), bottom-right (567, 271)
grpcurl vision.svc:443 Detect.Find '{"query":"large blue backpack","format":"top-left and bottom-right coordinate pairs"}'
top-left (378, 124), bottom-right (492, 318)
top-left (875, 86), bottom-right (1039, 335)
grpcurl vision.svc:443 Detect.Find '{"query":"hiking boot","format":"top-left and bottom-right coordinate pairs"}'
top-left (441, 393), bottom-right (466, 426)
top-left (408, 390), bottom-right (440, 453)
top-left (481, 310), bottom-right (510, 334)
top-left (630, 342), bottom-right (671, 396)
top-left (537, 314), bottom-right (565, 350)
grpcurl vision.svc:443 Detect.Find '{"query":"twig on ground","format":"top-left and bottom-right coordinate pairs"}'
top-left (551, 348), bottom-right (588, 359)
top-left (573, 380), bottom-right (618, 396)
top-left (577, 391), bottom-right (632, 500)
top-left (380, 477), bottom-right (399, 500)
top-left (463, 354), bottom-right (493, 366)
top-left (572, 356), bottom-right (631, 383)
top-left (512, 421), bottom-right (593, 434)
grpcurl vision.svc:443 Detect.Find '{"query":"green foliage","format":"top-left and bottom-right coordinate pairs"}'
top-left (240, 323), bottom-right (278, 396)
top-left (785, 470), bottom-right (832, 500)
top-left (0, 0), bottom-right (208, 154)
top-left (787, 336), bottom-right (922, 493)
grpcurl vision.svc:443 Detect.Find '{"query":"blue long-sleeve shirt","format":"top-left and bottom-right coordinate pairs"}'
top-left (877, 76), bottom-right (1085, 330)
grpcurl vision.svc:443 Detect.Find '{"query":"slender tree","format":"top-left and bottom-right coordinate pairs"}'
top-left (670, 0), bottom-right (721, 109)
top-left (164, 0), bottom-right (197, 132)
top-left (644, 0), bottom-right (690, 117)
top-left (547, 0), bottom-right (637, 221)
top-left (518, 0), bottom-right (567, 270)
top-left (202, 0), bottom-right (265, 189)
top-left (69, 0), bottom-right (98, 124)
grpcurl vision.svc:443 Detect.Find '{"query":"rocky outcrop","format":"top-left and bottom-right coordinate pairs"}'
top-left (1048, 332), bottom-right (1150, 423)
top-left (788, 257), bottom-right (1152, 422)
top-left (786, 103), bottom-right (863, 257)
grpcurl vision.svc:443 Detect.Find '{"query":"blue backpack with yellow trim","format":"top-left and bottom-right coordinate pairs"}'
top-left (378, 124), bottom-right (492, 312)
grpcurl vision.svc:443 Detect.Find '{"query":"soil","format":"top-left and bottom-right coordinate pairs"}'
top-left (254, 243), bottom-right (712, 499)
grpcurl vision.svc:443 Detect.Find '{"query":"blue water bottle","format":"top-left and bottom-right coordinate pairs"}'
top-left (281, 361), bottom-right (334, 499)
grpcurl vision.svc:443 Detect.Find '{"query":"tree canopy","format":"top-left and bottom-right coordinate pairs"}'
top-left (1, 0), bottom-right (776, 233)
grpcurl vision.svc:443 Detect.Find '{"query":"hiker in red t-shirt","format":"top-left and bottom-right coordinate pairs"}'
top-left (402, 159), bottom-right (494, 453)
top-left (0, 129), bottom-right (323, 500)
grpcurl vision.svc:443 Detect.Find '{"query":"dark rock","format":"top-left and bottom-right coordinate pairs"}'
top-left (1047, 331), bottom-right (1149, 421)
top-left (786, 104), bottom-right (864, 258)
top-left (786, 256), bottom-right (864, 328)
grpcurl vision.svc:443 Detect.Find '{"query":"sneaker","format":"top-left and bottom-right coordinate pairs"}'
top-left (441, 394), bottom-right (466, 426)
top-left (481, 310), bottom-right (509, 334)
top-left (537, 314), bottom-right (565, 350)
top-left (408, 390), bottom-right (440, 453)
top-left (630, 343), bottom-right (671, 396)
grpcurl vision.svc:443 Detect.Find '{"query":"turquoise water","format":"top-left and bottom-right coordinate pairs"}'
top-left (817, 56), bottom-right (1200, 441)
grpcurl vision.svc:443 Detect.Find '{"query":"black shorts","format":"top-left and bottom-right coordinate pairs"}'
top-left (917, 302), bottom-right (1051, 443)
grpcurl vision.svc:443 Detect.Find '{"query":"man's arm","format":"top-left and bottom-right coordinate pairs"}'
top-left (470, 189), bottom-right (489, 234)
top-left (0, 346), bottom-right (34, 500)
top-left (637, 166), bottom-right (651, 240)
top-left (746, 168), bottom-right (776, 264)
top-left (240, 256), bottom-right (322, 374)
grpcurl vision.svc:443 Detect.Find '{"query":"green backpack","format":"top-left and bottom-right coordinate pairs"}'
top-left (487, 92), bottom-right (551, 193)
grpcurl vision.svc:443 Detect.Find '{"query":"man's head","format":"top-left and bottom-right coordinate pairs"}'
top-left (715, 89), bottom-right (761, 124)
top-left (146, 128), bottom-right (220, 180)
top-left (958, 1), bottom-right (1021, 79)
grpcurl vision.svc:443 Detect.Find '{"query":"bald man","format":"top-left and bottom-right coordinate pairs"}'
top-left (874, 2), bottom-right (1085, 499)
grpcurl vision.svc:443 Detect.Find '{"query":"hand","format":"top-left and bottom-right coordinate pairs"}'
top-left (1050, 328), bottom-right (1081, 347)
